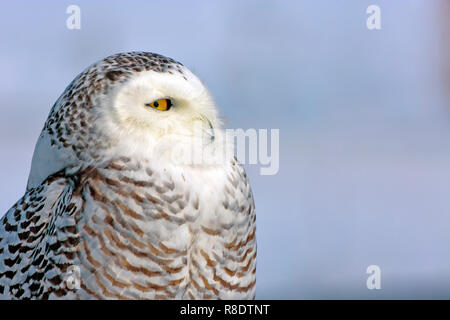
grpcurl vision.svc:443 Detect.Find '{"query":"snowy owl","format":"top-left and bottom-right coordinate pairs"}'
top-left (0, 52), bottom-right (256, 299)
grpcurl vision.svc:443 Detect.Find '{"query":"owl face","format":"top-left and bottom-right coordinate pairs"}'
top-left (111, 67), bottom-right (217, 137)
top-left (98, 66), bottom-right (221, 164)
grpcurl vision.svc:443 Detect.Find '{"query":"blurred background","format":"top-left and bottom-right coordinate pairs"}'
top-left (0, 0), bottom-right (449, 299)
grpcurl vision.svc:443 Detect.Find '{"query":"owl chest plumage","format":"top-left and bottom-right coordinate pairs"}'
top-left (72, 157), bottom-right (256, 299)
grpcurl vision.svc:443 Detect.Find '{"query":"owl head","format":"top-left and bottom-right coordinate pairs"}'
top-left (27, 52), bottom-right (231, 189)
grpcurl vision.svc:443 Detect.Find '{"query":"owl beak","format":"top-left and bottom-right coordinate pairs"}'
top-left (205, 117), bottom-right (215, 143)
top-left (195, 114), bottom-right (215, 144)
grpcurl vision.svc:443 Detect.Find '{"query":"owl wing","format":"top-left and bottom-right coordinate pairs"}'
top-left (218, 160), bottom-right (257, 298)
top-left (0, 171), bottom-right (82, 299)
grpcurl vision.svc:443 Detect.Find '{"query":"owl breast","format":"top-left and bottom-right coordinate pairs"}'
top-left (73, 156), bottom-right (256, 299)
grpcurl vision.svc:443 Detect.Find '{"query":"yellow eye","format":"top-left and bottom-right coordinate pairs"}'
top-left (145, 98), bottom-right (172, 111)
